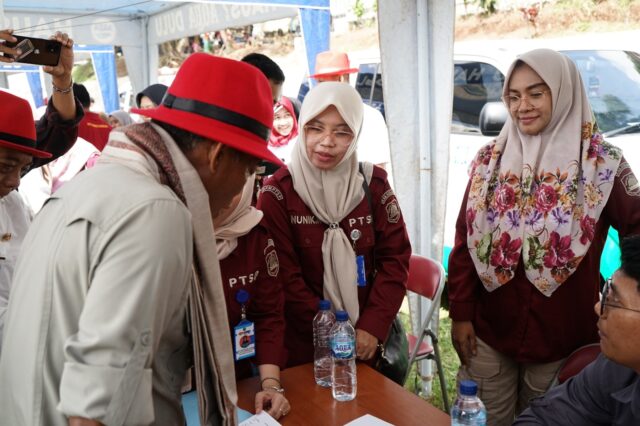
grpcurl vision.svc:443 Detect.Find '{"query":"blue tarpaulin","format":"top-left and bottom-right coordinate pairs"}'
top-left (75, 44), bottom-right (119, 113)
top-left (25, 68), bottom-right (43, 107)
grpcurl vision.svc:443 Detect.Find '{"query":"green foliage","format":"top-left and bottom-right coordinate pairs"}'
top-left (476, 0), bottom-right (497, 14)
top-left (401, 309), bottom-right (459, 412)
top-left (72, 60), bottom-right (94, 84)
top-left (353, 0), bottom-right (366, 19)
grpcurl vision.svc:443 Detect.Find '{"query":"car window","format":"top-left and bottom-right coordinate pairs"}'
top-left (563, 50), bottom-right (640, 134)
top-left (356, 63), bottom-right (385, 117)
top-left (452, 61), bottom-right (505, 133)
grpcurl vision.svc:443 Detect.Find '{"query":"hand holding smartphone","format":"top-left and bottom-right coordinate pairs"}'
top-left (2, 35), bottom-right (62, 66)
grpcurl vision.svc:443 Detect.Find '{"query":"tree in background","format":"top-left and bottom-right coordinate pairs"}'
top-left (476, 0), bottom-right (497, 14)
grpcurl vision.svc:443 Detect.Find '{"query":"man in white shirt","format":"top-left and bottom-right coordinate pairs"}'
top-left (0, 30), bottom-right (80, 351)
top-left (0, 92), bottom-right (56, 350)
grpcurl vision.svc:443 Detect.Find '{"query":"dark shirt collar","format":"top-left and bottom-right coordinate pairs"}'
top-left (611, 373), bottom-right (640, 419)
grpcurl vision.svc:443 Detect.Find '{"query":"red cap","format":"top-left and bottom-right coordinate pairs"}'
top-left (0, 91), bottom-right (52, 158)
top-left (132, 53), bottom-right (284, 167)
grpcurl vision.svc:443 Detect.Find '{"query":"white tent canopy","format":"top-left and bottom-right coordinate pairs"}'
top-left (1, 0), bottom-right (330, 110)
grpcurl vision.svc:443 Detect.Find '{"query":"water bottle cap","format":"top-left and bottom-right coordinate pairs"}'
top-left (335, 310), bottom-right (349, 321)
top-left (459, 380), bottom-right (478, 396)
top-left (318, 300), bottom-right (331, 310)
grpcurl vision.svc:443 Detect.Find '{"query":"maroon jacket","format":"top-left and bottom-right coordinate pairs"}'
top-left (219, 221), bottom-right (285, 380)
top-left (258, 166), bottom-right (411, 367)
top-left (448, 158), bottom-right (640, 363)
top-left (31, 97), bottom-right (83, 171)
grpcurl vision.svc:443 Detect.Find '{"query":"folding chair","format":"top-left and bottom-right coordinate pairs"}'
top-left (548, 343), bottom-right (601, 389)
top-left (403, 254), bottom-right (449, 412)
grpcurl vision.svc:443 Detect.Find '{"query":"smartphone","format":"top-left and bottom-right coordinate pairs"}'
top-left (4, 35), bottom-right (61, 66)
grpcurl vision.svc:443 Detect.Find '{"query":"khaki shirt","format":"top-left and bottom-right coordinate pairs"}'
top-left (0, 163), bottom-right (193, 425)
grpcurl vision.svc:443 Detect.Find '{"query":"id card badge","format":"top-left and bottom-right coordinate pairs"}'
top-left (234, 319), bottom-right (256, 361)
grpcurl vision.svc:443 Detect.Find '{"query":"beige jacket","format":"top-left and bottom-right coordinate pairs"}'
top-left (0, 163), bottom-right (193, 425)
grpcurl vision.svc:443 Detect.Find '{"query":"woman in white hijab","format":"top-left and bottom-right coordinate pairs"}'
top-left (258, 82), bottom-right (411, 368)
top-left (448, 49), bottom-right (640, 425)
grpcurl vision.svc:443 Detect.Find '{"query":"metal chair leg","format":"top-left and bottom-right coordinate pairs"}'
top-left (427, 329), bottom-right (450, 413)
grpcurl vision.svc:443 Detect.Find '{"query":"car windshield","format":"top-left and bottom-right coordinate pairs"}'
top-left (563, 50), bottom-right (640, 135)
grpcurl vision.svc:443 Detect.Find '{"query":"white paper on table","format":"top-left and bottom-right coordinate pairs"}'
top-left (344, 414), bottom-right (394, 426)
top-left (238, 411), bottom-right (282, 426)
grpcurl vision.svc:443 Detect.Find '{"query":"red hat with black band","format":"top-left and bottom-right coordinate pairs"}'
top-left (0, 91), bottom-right (52, 158)
top-left (132, 53), bottom-right (284, 167)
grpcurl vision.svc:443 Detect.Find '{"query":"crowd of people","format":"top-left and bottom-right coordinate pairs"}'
top-left (1, 26), bottom-right (640, 426)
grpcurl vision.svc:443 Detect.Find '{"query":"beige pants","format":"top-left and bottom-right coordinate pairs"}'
top-left (456, 338), bottom-right (565, 426)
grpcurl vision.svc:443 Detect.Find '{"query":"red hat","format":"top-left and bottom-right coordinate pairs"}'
top-left (132, 53), bottom-right (284, 167)
top-left (0, 91), bottom-right (52, 158)
top-left (309, 51), bottom-right (359, 79)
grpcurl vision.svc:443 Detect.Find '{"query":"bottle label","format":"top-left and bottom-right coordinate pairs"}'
top-left (331, 334), bottom-right (354, 359)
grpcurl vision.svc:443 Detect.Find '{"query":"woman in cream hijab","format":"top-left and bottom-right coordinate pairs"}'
top-left (258, 82), bottom-right (411, 368)
top-left (183, 174), bottom-right (290, 420)
top-left (216, 174), bottom-right (290, 419)
top-left (448, 49), bottom-right (640, 425)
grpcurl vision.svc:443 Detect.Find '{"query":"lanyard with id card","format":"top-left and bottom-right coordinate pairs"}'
top-left (351, 229), bottom-right (367, 287)
top-left (233, 289), bottom-right (256, 361)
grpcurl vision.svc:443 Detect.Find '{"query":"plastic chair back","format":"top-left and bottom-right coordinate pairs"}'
top-left (556, 343), bottom-right (601, 385)
top-left (407, 254), bottom-right (445, 306)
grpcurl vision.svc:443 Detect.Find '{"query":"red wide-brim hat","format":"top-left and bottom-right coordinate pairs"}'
top-left (0, 91), bottom-right (52, 158)
top-left (132, 53), bottom-right (284, 167)
top-left (309, 51), bottom-right (359, 79)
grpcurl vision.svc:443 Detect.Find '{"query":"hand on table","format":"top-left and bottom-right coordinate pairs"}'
top-left (356, 328), bottom-right (378, 361)
top-left (255, 389), bottom-right (291, 420)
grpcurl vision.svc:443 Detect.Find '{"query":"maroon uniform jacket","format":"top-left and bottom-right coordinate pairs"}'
top-left (219, 221), bottom-right (285, 379)
top-left (448, 158), bottom-right (640, 363)
top-left (258, 166), bottom-right (411, 367)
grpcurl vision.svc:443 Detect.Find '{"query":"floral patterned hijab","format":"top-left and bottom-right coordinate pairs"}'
top-left (466, 49), bottom-right (621, 296)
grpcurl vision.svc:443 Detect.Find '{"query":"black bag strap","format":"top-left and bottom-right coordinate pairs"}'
top-left (359, 162), bottom-right (377, 274)
top-left (359, 162), bottom-right (374, 218)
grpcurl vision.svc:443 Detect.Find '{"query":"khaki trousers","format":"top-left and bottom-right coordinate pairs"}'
top-left (456, 338), bottom-right (565, 426)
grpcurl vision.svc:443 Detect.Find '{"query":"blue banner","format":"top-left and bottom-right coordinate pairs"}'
top-left (91, 49), bottom-right (119, 113)
top-left (26, 70), bottom-right (44, 108)
top-left (300, 7), bottom-right (331, 84)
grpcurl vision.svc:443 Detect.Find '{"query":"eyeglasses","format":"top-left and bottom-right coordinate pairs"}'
top-left (502, 89), bottom-right (549, 110)
top-left (600, 278), bottom-right (640, 316)
top-left (304, 124), bottom-right (354, 145)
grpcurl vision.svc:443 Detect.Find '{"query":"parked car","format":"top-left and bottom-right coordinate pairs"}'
top-left (356, 35), bottom-right (640, 276)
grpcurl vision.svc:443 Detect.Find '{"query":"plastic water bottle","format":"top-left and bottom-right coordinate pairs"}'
top-left (451, 380), bottom-right (487, 426)
top-left (313, 300), bottom-right (336, 387)
top-left (330, 310), bottom-right (357, 401)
